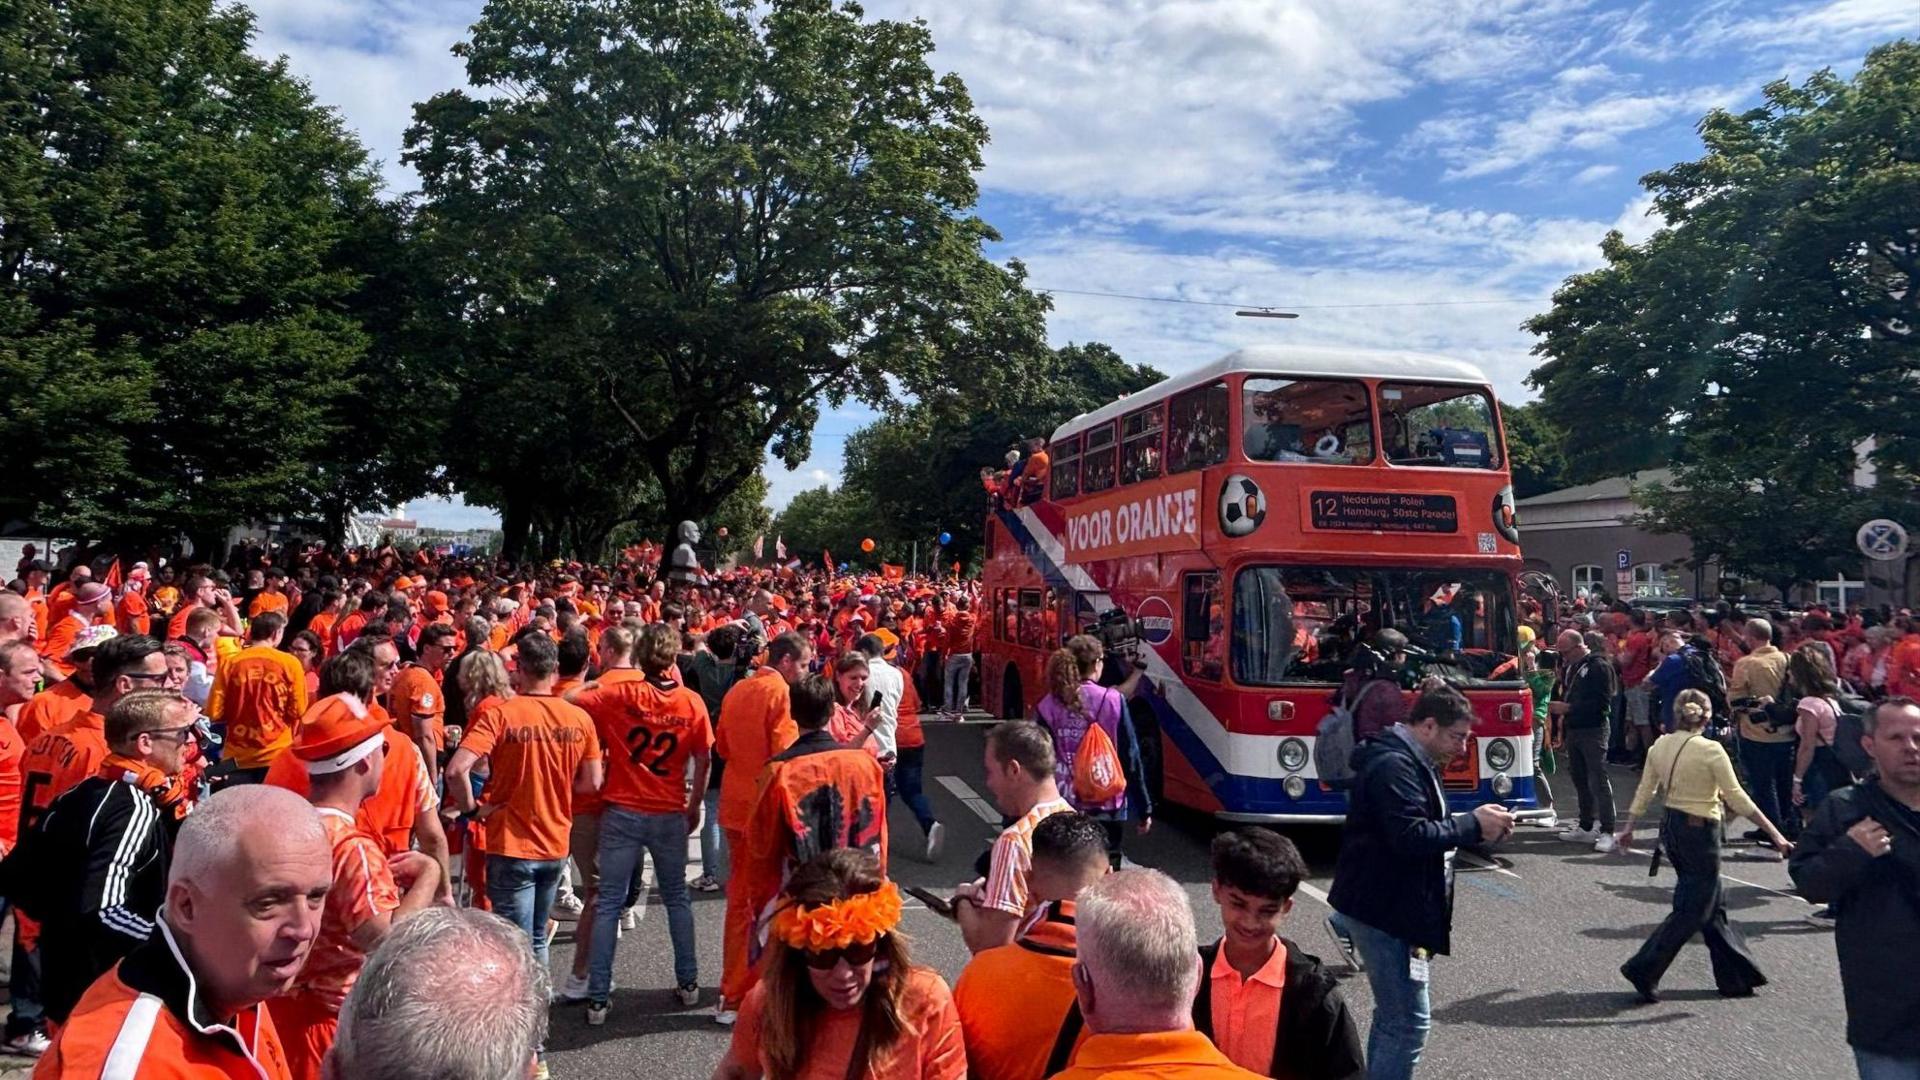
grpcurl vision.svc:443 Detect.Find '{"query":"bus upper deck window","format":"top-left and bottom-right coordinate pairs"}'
top-left (1241, 378), bottom-right (1373, 464)
top-left (1082, 423), bottom-right (1118, 493)
top-left (1121, 405), bottom-right (1164, 485)
top-left (1167, 381), bottom-right (1228, 473)
top-left (1051, 434), bottom-right (1081, 500)
top-left (1378, 383), bottom-right (1503, 469)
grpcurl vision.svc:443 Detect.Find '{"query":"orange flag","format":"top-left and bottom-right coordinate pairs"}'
top-left (103, 559), bottom-right (124, 589)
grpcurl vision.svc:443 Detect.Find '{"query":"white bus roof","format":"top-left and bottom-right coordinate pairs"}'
top-left (1048, 345), bottom-right (1493, 443)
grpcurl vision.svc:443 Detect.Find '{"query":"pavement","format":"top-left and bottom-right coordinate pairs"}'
top-left (0, 718), bottom-right (1851, 1079)
top-left (541, 719), bottom-right (1852, 1080)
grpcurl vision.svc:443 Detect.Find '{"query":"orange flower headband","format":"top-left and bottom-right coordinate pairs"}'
top-left (771, 882), bottom-right (904, 952)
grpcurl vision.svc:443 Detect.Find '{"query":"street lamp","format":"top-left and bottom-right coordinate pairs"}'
top-left (1235, 308), bottom-right (1299, 319)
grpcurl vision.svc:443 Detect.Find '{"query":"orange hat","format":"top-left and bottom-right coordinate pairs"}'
top-left (425, 589), bottom-right (449, 613)
top-left (392, 575), bottom-right (413, 591)
top-left (292, 693), bottom-right (386, 774)
top-left (873, 628), bottom-right (899, 659)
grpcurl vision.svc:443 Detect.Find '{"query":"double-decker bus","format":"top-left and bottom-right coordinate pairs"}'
top-left (979, 345), bottom-right (1538, 823)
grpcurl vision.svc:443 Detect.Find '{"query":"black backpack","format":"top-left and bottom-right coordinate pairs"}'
top-left (1681, 643), bottom-right (1730, 721)
top-left (1830, 692), bottom-right (1874, 779)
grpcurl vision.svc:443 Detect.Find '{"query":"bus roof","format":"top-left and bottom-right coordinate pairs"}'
top-left (1049, 345), bottom-right (1493, 443)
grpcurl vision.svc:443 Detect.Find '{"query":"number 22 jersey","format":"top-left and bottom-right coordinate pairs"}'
top-left (571, 675), bottom-right (712, 815)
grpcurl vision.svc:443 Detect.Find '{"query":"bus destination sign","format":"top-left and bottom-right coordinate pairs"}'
top-left (1309, 490), bottom-right (1459, 534)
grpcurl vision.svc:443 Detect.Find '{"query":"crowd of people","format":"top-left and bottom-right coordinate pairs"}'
top-left (1, 536), bottom-right (1917, 1080)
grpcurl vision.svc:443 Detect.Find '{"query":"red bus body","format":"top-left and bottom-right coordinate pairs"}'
top-left (980, 346), bottom-right (1539, 823)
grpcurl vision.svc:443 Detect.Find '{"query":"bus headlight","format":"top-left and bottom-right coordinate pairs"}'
top-left (1278, 738), bottom-right (1309, 771)
top-left (1284, 775), bottom-right (1308, 799)
top-left (1486, 738), bottom-right (1515, 772)
top-left (1492, 772), bottom-right (1514, 797)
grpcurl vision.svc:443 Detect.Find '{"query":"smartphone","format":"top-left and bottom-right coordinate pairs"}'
top-left (905, 885), bottom-right (957, 920)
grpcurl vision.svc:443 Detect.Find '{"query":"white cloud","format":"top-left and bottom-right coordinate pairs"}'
top-left (1437, 85), bottom-right (1740, 181)
top-left (1571, 163), bottom-right (1621, 183)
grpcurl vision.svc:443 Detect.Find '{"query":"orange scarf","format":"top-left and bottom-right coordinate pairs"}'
top-left (98, 753), bottom-right (191, 819)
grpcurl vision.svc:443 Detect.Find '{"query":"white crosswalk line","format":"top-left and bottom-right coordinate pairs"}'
top-left (934, 775), bottom-right (1003, 824)
top-left (1295, 880), bottom-right (1331, 906)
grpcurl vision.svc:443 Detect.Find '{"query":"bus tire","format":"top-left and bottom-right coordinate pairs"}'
top-left (1000, 667), bottom-right (1023, 720)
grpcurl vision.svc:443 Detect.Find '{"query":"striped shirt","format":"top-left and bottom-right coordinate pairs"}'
top-left (979, 798), bottom-right (1073, 918)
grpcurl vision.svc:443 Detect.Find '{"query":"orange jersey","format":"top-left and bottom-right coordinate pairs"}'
top-left (942, 611), bottom-right (976, 653)
top-left (714, 669), bottom-right (798, 831)
top-left (266, 722), bottom-right (436, 857)
top-left (247, 591), bottom-right (289, 619)
top-left (17, 679), bottom-right (93, 743)
top-left (460, 695), bottom-right (599, 861)
top-left (740, 733), bottom-right (889, 923)
top-left (21, 713), bottom-right (108, 834)
top-left (565, 667), bottom-right (642, 816)
top-left (896, 671), bottom-right (925, 750)
top-left (307, 610), bottom-right (339, 654)
top-left (571, 675), bottom-right (711, 815)
top-left (39, 611), bottom-right (89, 677)
top-left (0, 717), bottom-right (22, 854)
top-left (166, 602), bottom-right (203, 642)
top-left (386, 665), bottom-right (445, 752)
top-left (207, 644), bottom-right (309, 770)
top-left (953, 901), bottom-right (1082, 1080)
top-left (115, 590), bottom-right (150, 636)
top-left (293, 809), bottom-right (399, 1005)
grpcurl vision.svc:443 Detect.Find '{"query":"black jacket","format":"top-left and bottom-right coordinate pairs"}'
top-left (7, 771), bottom-right (180, 1022)
top-left (1327, 730), bottom-right (1482, 954)
top-left (1788, 780), bottom-right (1920, 1057)
top-left (1194, 938), bottom-right (1364, 1080)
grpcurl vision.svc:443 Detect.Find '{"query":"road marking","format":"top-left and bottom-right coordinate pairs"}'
top-left (935, 776), bottom-right (1003, 825)
top-left (1456, 849), bottom-right (1523, 879)
top-left (1296, 880), bottom-right (1331, 906)
top-left (1721, 873), bottom-right (1812, 904)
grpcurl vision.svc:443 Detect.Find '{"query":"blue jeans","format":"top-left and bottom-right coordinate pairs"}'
top-left (1739, 737), bottom-right (1798, 838)
top-left (485, 855), bottom-right (567, 971)
top-left (591, 806), bottom-right (696, 999)
top-left (1330, 911), bottom-right (1430, 1080)
top-left (1856, 1049), bottom-right (1920, 1080)
top-left (889, 746), bottom-right (937, 834)
top-left (699, 787), bottom-right (728, 883)
top-left (944, 653), bottom-right (973, 714)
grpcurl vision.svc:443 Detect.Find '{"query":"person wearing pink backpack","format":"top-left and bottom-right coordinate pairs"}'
top-left (1033, 635), bottom-right (1154, 868)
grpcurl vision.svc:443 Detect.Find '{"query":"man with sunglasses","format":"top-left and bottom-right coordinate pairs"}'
top-left (9, 688), bottom-right (197, 1027)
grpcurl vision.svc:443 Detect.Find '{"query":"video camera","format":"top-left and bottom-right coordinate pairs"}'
top-left (1091, 607), bottom-right (1149, 671)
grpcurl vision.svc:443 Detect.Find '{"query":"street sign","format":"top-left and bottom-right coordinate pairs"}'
top-left (1615, 569), bottom-right (1632, 594)
top-left (1616, 549), bottom-right (1631, 570)
top-left (1857, 519), bottom-right (1910, 562)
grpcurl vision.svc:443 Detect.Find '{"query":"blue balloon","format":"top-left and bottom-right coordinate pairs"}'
top-left (838, 562), bottom-right (849, 571)
top-left (937, 531), bottom-right (952, 546)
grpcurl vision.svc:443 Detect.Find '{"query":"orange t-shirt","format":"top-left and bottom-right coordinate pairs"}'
top-left (114, 590), bottom-right (150, 636)
top-left (566, 668), bottom-right (642, 817)
top-left (943, 611), bottom-right (976, 655)
top-left (248, 591), bottom-right (289, 619)
top-left (953, 901), bottom-right (1083, 1080)
top-left (460, 695), bottom-right (599, 860)
top-left (267, 722), bottom-right (436, 857)
top-left (39, 612), bottom-right (88, 677)
top-left (895, 673), bottom-right (925, 750)
top-left (166, 602), bottom-right (203, 643)
top-left (728, 966), bottom-right (964, 1080)
top-left (208, 644), bottom-right (309, 770)
top-left (571, 675), bottom-right (710, 815)
top-left (1050, 1030), bottom-right (1264, 1080)
top-left (292, 809), bottom-right (399, 1006)
top-left (713, 669), bottom-right (798, 831)
top-left (308, 610), bottom-right (340, 654)
top-left (17, 680), bottom-right (93, 744)
top-left (0, 717), bottom-right (23, 854)
top-left (386, 665), bottom-right (445, 752)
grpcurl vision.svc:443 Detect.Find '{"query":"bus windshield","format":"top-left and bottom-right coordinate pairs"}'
top-left (1376, 383), bottom-right (1502, 469)
top-left (1231, 565), bottom-right (1517, 686)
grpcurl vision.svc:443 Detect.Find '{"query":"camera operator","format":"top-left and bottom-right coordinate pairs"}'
top-left (1091, 610), bottom-right (1160, 808)
top-left (1343, 629), bottom-right (1413, 743)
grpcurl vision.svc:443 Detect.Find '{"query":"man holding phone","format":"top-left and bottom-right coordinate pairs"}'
top-left (1328, 684), bottom-right (1514, 1080)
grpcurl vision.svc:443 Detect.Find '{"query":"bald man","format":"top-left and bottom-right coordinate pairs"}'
top-left (0, 591), bottom-right (33, 647)
top-left (36, 785), bottom-right (330, 1078)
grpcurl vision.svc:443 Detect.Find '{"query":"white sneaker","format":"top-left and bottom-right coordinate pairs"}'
top-left (2, 1029), bottom-right (50, 1058)
top-left (713, 1002), bottom-right (738, 1026)
top-left (1592, 833), bottom-right (1618, 854)
top-left (555, 972), bottom-right (591, 1004)
top-left (620, 907), bottom-right (639, 931)
top-left (924, 822), bottom-right (946, 863)
top-left (552, 892), bottom-right (585, 921)
top-left (676, 983), bottom-right (700, 1008)
top-left (689, 874), bottom-right (722, 893)
top-left (1558, 826), bottom-right (1598, 842)
top-left (586, 1000), bottom-right (609, 1027)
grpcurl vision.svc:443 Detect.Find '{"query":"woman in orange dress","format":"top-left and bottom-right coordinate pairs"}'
top-left (715, 849), bottom-right (964, 1080)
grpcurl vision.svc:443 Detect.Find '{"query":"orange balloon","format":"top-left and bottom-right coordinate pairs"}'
top-left (860, 538), bottom-right (876, 553)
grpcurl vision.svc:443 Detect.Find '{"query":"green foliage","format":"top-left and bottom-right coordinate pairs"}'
top-left (0, 0), bottom-right (417, 543)
top-left (838, 342), bottom-right (1162, 560)
top-left (406, 0), bottom-right (1051, 557)
top-left (770, 485), bottom-right (879, 567)
top-left (1526, 41), bottom-right (1920, 590)
top-left (1501, 401), bottom-right (1570, 499)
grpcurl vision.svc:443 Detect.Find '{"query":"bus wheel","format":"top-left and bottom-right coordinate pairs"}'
top-left (1000, 667), bottom-right (1023, 720)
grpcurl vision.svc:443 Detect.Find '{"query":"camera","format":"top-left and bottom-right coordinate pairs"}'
top-left (1091, 607), bottom-right (1150, 671)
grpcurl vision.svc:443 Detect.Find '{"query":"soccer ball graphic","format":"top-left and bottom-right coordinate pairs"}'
top-left (1219, 474), bottom-right (1266, 537)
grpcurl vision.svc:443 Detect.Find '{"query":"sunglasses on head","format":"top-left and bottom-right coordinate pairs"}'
top-left (802, 938), bottom-right (881, 969)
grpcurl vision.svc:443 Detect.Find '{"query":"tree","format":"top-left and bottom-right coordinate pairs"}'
top-left (406, 0), bottom-right (1052, 551)
top-left (1526, 42), bottom-right (1920, 591)
top-left (839, 342), bottom-right (1162, 560)
top-left (1500, 401), bottom-right (1570, 499)
top-left (771, 485), bottom-right (878, 568)
top-left (0, 0), bottom-right (413, 550)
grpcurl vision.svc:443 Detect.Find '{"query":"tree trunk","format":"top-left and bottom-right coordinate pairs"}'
top-left (500, 493), bottom-right (533, 563)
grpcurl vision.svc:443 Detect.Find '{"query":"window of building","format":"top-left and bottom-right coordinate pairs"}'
top-left (1081, 423), bottom-right (1117, 493)
top-left (1632, 563), bottom-right (1667, 597)
top-left (1167, 381), bottom-right (1229, 473)
top-left (1182, 573), bottom-right (1224, 681)
top-left (1816, 579), bottom-right (1866, 611)
top-left (1571, 564), bottom-right (1605, 598)
top-left (1120, 404), bottom-right (1165, 485)
top-left (1378, 383), bottom-right (1501, 469)
top-left (1242, 378), bottom-right (1373, 464)
top-left (1050, 434), bottom-right (1081, 500)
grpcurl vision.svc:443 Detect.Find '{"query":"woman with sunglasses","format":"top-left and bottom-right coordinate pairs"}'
top-left (286, 629), bottom-right (324, 699)
top-left (715, 849), bottom-right (964, 1080)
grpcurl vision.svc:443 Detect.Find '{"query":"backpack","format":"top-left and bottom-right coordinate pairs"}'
top-left (1073, 721), bottom-right (1126, 804)
top-left (1315, 680), bottom-right (1382, 786)
top-left (1680, 646), bottom-right (1729, 721)
top-left (1830, 692), bottom-right (1874, 780)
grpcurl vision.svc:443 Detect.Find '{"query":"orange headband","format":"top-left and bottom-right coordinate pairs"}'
top-left (771, 882), bottom-right (903, 952)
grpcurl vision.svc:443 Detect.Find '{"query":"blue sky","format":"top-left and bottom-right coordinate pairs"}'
top-left (240, 0), bottom-right (1920, 531)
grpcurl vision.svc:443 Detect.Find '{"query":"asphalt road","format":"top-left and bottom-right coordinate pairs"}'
top-left (541, 720), bottom-right (1852, 1080)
